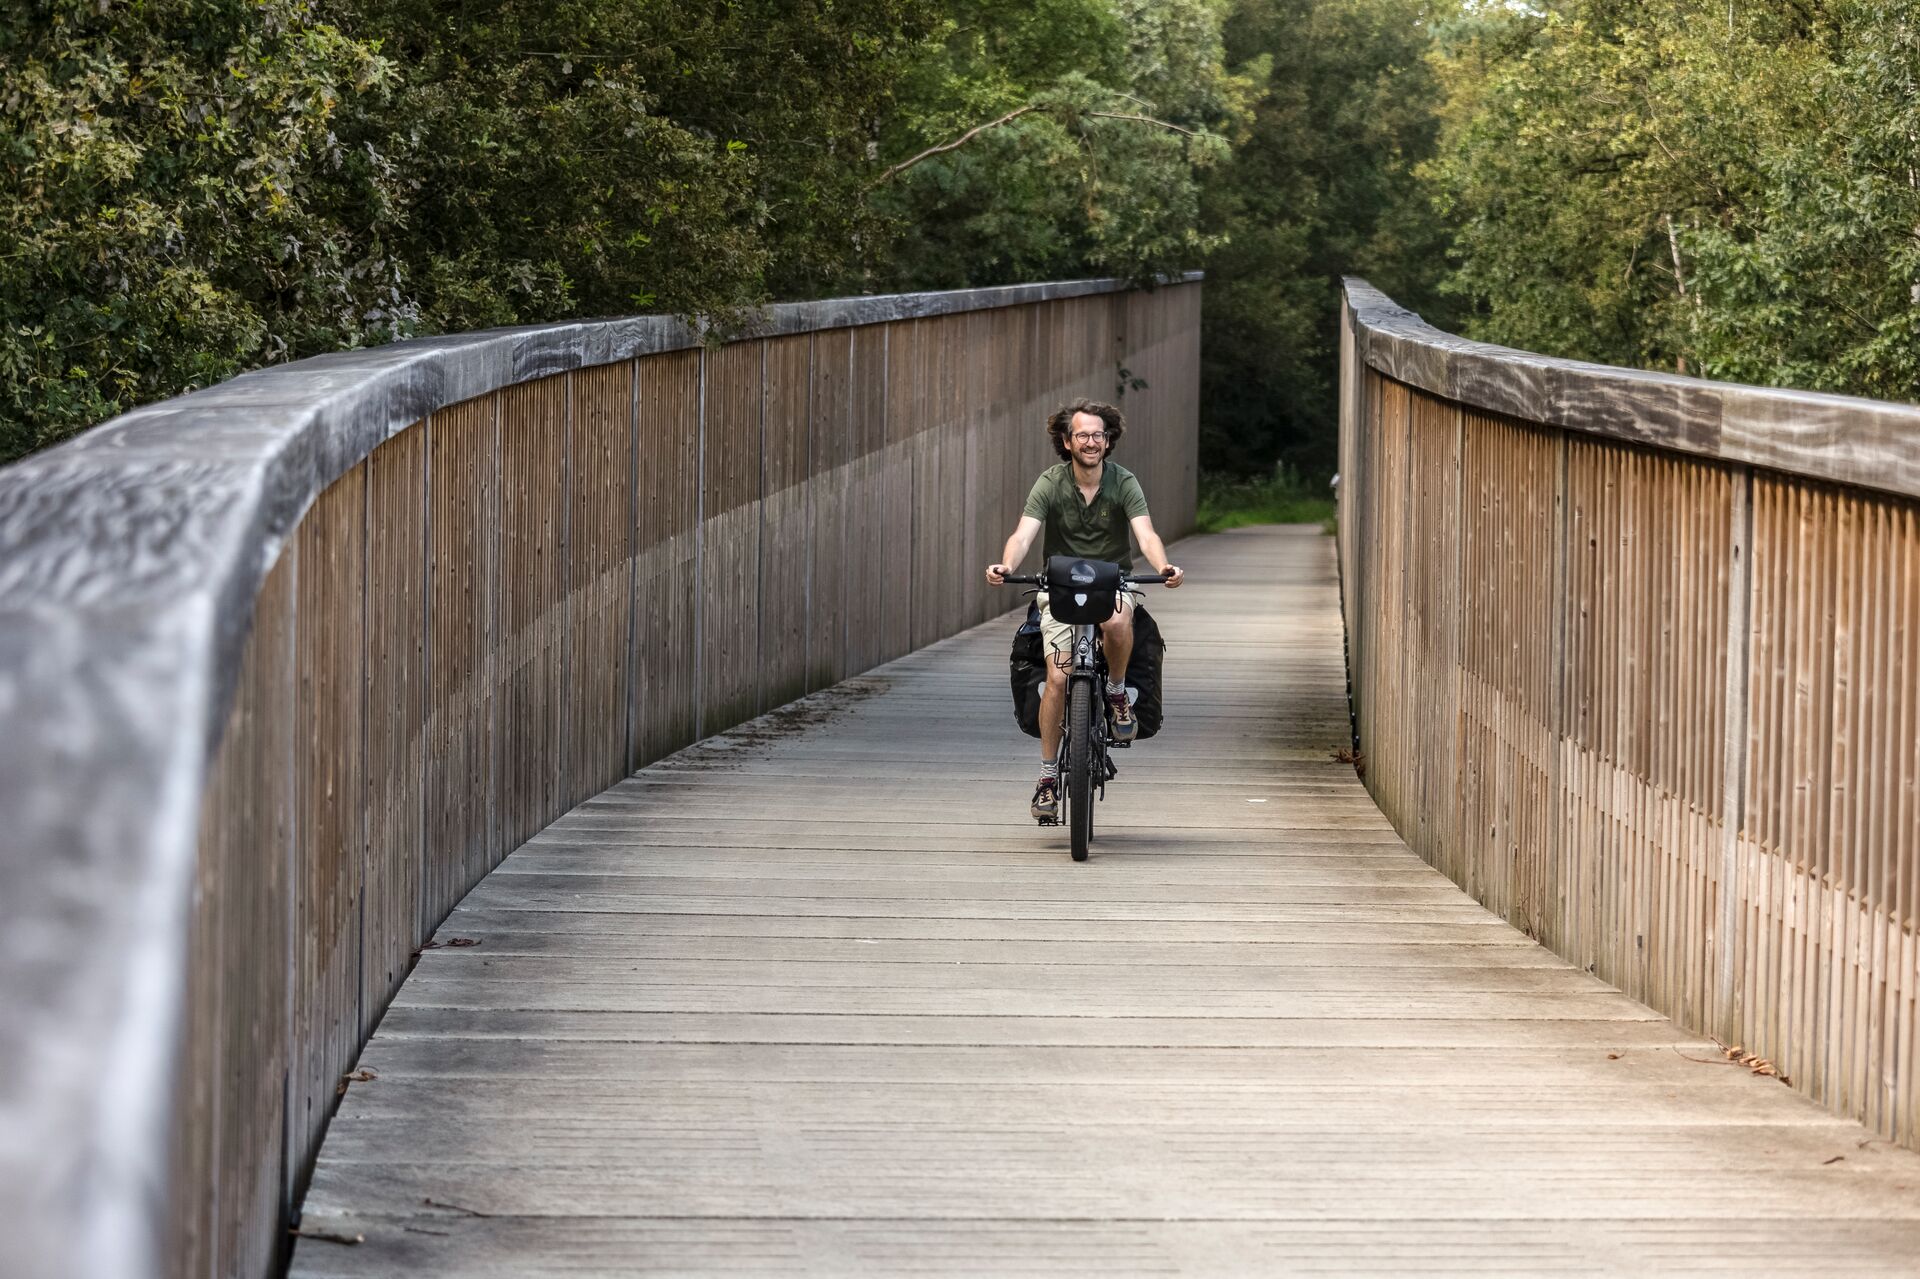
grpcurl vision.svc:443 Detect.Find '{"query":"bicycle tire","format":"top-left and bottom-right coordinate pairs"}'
top-left (1067, 680), bottom-right (1094, 861)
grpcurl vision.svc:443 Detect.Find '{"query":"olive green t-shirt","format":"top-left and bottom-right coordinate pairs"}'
top-left (1022, 461), bottom-right (1150, 572)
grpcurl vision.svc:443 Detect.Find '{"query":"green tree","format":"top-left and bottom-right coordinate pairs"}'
top-left (330, 0), bottom-right (939, 325)
top-left (1684, 0), bottom-right (1920, 397)
top-left (0, 0), bottom-right (940, 461)
top-left (0, 0), bottom-right (397, 459)
top-left (1198, 0), bottom-right (1455, 478)
top-left (1424, 0), bottom-right (1920, 402)
top-left (868, 0), bottom-right (1243, 289)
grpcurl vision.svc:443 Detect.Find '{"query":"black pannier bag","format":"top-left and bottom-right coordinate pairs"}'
top-left (1009, 603), bottom-right (1047, 738)
top-left (1009, 598), bottom-right (1166, 741)
top-left (1126, 603), bottom-right (1165, 740)
top-left (1043, 555), bottom-right (1123, 623)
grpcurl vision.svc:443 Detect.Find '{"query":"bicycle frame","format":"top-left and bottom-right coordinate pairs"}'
top-left (1059, 621), bottom-right (1112, 802)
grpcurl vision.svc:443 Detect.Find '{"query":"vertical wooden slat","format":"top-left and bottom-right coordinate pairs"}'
top-left (701, 341), bottom-right (764, 733)
top-left (567, 362), bottom-right (636, 801)
top-left (881, 320), bottom-right (918, 663)
top-left (760, 334), bottom-right (811, 711)
top-left (807, 329), bottom-right (853, 691)
top-left (498, 376), bottom-right (568, 849)
top-left (290, 465), bottom-right (365, 1201)
top-left (176, 553), bottom-right (293, 1279)
top-left (632, 349), bottom-right (701, 767)
top-left (363, 427), bottom-right (427, 1028)
top-left (424, 393), bottom-right (500, 926)
top-left (843, 325), bottom-right (890, 676)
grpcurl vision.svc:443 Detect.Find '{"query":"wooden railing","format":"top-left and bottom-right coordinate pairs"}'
top-left (0, 278), bottom-right (1201, 1279)
top-left (1340, 279), bottom-right (1918, 1150)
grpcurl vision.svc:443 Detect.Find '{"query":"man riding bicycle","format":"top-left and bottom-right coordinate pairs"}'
top-left (986, 399), bottom-right (1185, 820)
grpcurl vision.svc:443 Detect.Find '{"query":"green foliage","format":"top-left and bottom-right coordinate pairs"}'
top-left (331, 0), bottom-right (939, 323)
top-left (870, 0), bottom-right (1246, 288)
top-left (0, 0), bottom-right (398, 460)
top-left (1, 0), bottom-right (939, 460)
top-left (1196, 0), bottom-right (1455, 480)
top-left (1425, 0), bottom-right (1920, 400)
top-left (47, 0), bottom-right (1914, 482)
top-left (1195, 464), bottom-right (1336, 532)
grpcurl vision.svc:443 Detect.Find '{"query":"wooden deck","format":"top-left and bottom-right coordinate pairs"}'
top-left (292, 525), bottom-right (1920, 1276)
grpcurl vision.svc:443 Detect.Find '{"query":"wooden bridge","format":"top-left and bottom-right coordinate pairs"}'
top-left (1, 277), bottom-right (1917, 1278)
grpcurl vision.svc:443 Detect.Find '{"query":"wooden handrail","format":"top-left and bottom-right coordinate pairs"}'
top-left (1339, 278), bottom-right (1919, 1155)
top-left (0, 275), bottom-right (1203, 1279)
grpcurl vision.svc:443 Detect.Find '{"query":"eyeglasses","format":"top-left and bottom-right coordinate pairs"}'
top-left (1069, 431), bottom-right (1109, 444)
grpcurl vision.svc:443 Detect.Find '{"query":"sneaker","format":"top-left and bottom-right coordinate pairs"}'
top-left (1030, 777), bottom-right (1060, 821)
top-left (1107, 686), bottom-right (1138, 741)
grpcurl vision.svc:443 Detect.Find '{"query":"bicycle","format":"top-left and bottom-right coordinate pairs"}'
top-left (1000, 556), bottom-right (1172, 862)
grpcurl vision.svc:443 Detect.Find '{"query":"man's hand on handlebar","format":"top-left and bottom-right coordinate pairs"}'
top-left (1161, 565), bottom-right (1185, 588)
top-left (986, 563), bottom-right (1011, 585)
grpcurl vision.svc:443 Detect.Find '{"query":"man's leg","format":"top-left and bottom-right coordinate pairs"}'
top-left (1031, 601), bottom-right (1070, 819)
top-left (1101, 602), bottom-right (1134, 683)
top-left (1100, 601), bottom-right (1137, 741)
top-left (1040, 656), bottom-right (1067, 763)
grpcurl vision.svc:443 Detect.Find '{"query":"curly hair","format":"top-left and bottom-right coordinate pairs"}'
top-left (1046, 399), bottom-right (1126, 463)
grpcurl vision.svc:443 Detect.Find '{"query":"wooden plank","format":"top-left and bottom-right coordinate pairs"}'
top-left (294, 527), bottom-right (1920, 1277)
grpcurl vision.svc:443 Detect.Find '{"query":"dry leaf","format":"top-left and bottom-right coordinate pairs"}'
top-left (336, 1067), bottom-right (377, 1096)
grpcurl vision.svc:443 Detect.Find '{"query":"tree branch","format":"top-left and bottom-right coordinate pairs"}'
top-left (1087, 111), bottom-right (1201, 138)
top-left (869, 105), bottom-right (1040, 186)
top-left (869, 104), bottom-right (1203, 187)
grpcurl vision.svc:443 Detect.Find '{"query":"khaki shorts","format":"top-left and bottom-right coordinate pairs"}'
top-left (1035, 589), bottom-right (1135, 657)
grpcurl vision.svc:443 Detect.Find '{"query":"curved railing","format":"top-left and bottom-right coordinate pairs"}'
top-left (0, 277), bottom-right (1202, 1279)
top-left (1340, 279), bottom-right (1918, 1150)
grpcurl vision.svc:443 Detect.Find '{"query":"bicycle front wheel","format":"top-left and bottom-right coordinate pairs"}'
top-left (1067, 680), bottom-right (1094, 861)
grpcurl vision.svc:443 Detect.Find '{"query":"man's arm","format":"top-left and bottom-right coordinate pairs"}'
top-left (1129, 514), bottom-right (1184, 587)
top-left (986, 515), bottom-right (1044, 584)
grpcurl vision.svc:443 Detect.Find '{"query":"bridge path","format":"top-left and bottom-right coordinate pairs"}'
top-left (293, 525), bottom-right (1920, 1275)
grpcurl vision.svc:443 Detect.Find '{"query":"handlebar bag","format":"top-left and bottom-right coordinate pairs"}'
top-left (1043, 555), bottom-right (1123, 624)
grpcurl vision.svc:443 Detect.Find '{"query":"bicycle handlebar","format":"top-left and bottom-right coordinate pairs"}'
top-left (996, 569), bottom-right (1173, 586)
